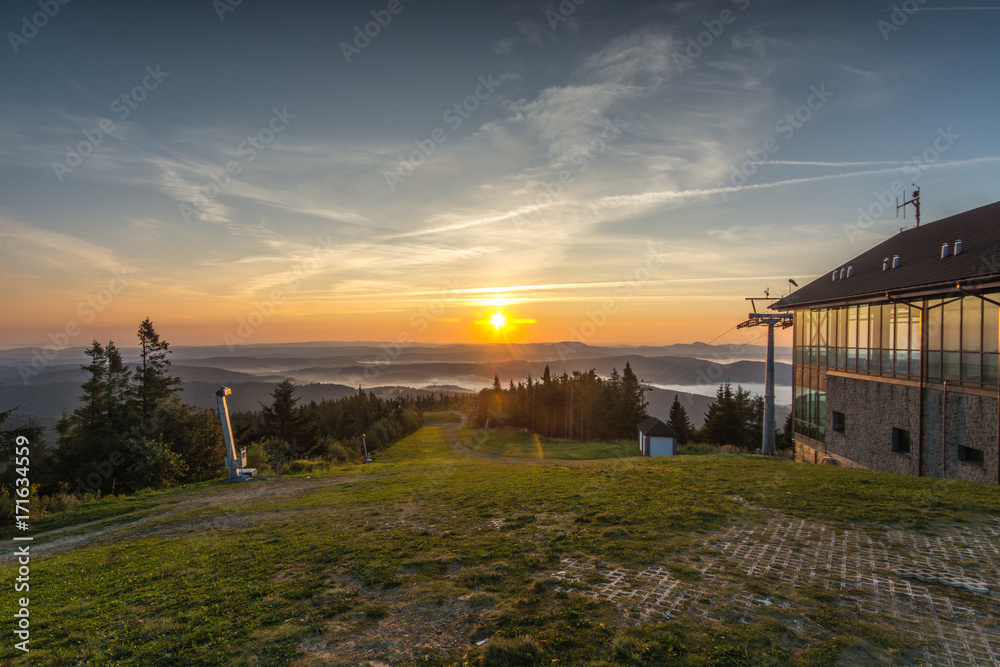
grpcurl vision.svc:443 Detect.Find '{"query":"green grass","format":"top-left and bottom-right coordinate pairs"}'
top-left (421, 410), bottom-right (465, 424)
top-left (2, 424), bottom-right (999, 665)
top-left (464, 427), bottom-right (640, 460)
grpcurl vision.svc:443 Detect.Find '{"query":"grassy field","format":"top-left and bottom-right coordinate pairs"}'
top-left (421, 410), bottom-right (466, 425)
top-left (3, 425), bottom-right (1000, 665)
top-left (463, 428), bottom-right (640, 460)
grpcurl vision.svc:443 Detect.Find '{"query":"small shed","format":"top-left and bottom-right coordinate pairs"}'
top-left (637, 417), bottom-right (679, 457)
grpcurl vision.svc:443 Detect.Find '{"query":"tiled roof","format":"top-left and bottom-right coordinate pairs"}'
top-left (771, 201), bottom-right (1000, 310)
top-left (638, 417), bottom-right (679, 438)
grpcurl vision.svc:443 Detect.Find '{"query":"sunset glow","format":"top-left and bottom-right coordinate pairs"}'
top-left (0, 3), bottom-right (996, 349)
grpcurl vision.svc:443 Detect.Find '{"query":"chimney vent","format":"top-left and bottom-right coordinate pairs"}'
top-left (832, 270), bottom-right (837, 281)
top-left (955, 239), bottom-right (963, 255)
top-left (883, 257), bottom-right (889, 271)
top-left (942, 242), bottom-right (950, 259)
top-left (847, 265), bottom-right (853, 278)
top-left (892, 255), bottom-right (900, 269)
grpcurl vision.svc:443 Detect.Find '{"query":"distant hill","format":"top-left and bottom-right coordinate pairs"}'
top-left (0, 341), bottom-right (791, 429)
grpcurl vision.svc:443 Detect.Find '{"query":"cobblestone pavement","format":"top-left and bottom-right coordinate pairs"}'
top-left (552, 513), bottom-right (1000, 665)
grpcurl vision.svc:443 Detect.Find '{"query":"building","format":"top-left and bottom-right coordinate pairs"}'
top-left (771, 201), bottom-right (1000, 484)
top-left (638, 417), bottom-right (678, 456)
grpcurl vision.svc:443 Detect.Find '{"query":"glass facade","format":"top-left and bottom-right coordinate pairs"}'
top-left (792, 295), bottom-right (1000, 443)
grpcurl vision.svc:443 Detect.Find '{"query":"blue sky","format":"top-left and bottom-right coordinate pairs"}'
top-left (2, 0), bottom-right (998, 348)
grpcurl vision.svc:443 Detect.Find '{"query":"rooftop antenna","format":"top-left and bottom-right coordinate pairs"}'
top-left (738, 291), bottom-right (792, 456)
top-left (896, 185), bottom-right (921, 227)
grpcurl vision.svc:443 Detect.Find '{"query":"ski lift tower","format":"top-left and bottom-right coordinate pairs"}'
top-left (737, 294), bottom-right (792, 456)
top-left (215, 386), bottom-right (257, 482)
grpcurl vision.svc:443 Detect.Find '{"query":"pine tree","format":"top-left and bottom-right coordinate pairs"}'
top-left (261, 379), bottom-right (302, 449)
top-left (77, 341), bottom-right (109, 430)
top-left (105, 341), bottom-right (132, 431)
top-left (618, 362), bottom-right (648, 438)
top-left (701, 383), bottom-right (738, 447)
top-left (780, 411), bottom-right (795, 449)
top-left (667, 394), bottom-right (693, 445)
top-left (134, 318), bottom-right (180, 421)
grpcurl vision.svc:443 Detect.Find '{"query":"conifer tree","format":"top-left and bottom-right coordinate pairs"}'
top-left (134, 317), bottom-right (180, 421)
top-left (667, 393), bottom-right (693, 445)
top-left (261, 379), bottom-right (302, 447)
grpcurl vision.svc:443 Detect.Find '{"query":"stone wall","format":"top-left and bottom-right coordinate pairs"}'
top-left (820, 373), bottom-right (998, 484)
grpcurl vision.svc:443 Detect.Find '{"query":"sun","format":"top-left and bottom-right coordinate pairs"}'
top-left (489, 312), bottom-right (507, 330)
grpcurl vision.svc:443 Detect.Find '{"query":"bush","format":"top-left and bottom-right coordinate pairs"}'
top-left (117, 437), bottom-right (183, 493)
top-left (244, 440), bottom-right (273, 474)
top-left (481, 635), bottom-right (545, 666)
top-left (284, 460), bottom-right (328, 475)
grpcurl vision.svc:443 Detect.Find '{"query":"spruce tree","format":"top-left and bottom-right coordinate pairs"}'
top-left (134, 317), bottom-right (180, 421)
top-left (667, 394), bottom-right (693, 445)
top-left (77, 340), bottom-right (109, 429)
top-left (261, 379), bottom-right (302, 448)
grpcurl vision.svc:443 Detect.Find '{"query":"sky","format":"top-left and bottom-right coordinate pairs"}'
top-left (1, 0), bottom-right (998, 351)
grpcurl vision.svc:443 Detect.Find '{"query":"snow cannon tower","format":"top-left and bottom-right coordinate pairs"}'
top-left (215, 386), bottom-right (256, 482)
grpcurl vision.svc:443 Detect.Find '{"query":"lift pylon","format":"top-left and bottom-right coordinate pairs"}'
top-left (738, 298), bottom-right (792, 456)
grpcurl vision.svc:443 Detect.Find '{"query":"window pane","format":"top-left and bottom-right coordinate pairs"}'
top-left (882, 304), bottom-right (892, 353)
top-left (858, 347), bottom-right (869, 371)
top-left (858, 305), bottom-right (869, 349)
top-left (984, 299), bottom-right (999, 354)
top-left (944, 351), bottom-right (961, 381)
top-left (848, 306), bottom-right (857, 349)
top-left (870, 305), bottom-right (882, 349)
top-left (963, 352), bottom-right (981, 383)
top-left (847, 347), bottom-right (857, 370)
top-left (881, 348), bottom-right (894, 373)
top-left (928, 299), bottom-right (942, 351)
top-left (943, 298), bottom-right (961, 350)
top-left (928, 351), bottom-right (942, 379)
top-left (839, 308), bottom-right (848, 356)
top-left (909, 350), bottom-right (920, 377)
top-left (963, 297), bottom-right (982, 352)
top-left (984, 353), bottom-right (998, 384)
top-left (895, 349), bottom-right (909, 374)
top-left (818, 309), bottom-right (828, 347)
top-left (895, 304), bottom-right (910, 352)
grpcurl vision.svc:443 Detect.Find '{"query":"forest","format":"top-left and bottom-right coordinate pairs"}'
top-left (473, 362), bottom-right (791, 450)
top-left (0, 319), bottom-right (434, 500)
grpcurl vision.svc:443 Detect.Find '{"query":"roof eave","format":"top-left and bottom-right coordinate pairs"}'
top-left (771, 276), bottom-right (1000, 311)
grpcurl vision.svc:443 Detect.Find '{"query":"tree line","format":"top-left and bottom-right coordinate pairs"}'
top-left (667, 382), bottom-right (793, 450)
top-left (229, 380), bottom-right (423, 469)
top-left (472, 362), bottom-right (648, 441)
top-left (0, 319), bottom-right (429, 498)
top-left (471, 366), bottom-right (791, 451)
top-left (0, 319), bottom-right (223, 496)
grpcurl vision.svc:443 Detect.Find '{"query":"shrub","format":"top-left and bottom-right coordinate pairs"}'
top-left (117, 437), bottom-right (183, 493)
top-left (481, 635), bottom-right (545, 666)
top-left (284, 460), bottom-right (328, 475)
top-left (244, 440), bottom-right (273, 473)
